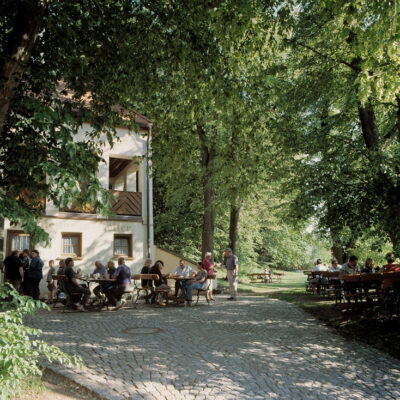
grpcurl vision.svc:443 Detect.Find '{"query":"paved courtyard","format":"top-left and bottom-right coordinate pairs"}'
top-left (27, 296), bottom-right (400, 400)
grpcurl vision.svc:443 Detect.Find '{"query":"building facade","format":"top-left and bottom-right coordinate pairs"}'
top-left (2, 115), bottom-right (154, 293)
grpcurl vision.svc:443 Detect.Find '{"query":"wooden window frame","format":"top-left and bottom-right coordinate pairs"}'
top-left (6, 230), bottom-right (32, 256)
top-left (113, 234), bottom-right (133, 260)
top-left (61, 232), bottom-right (83, 259)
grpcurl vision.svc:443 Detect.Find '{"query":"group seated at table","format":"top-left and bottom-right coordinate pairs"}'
top-left (59, 257), bottom-right (131, 312)
top-left (307, 252), bottom-right (400, 302)
top-left (172, 259), bottom-right (195, 299)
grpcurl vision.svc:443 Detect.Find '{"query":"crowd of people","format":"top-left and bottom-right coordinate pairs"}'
top-left (2, 247), bottom-right (240, 310)
top-left (2, 249), bottom-right (44, 300)
top-left (310, 252), bottom-right (400, 296)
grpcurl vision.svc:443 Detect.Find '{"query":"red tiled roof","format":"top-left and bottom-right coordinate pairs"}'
top-left (57, 81), bottom-right (152, 129)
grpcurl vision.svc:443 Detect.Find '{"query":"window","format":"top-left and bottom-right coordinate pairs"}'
top-left (61, 233), bottom-right (82, 257)
top-left (7, 230), bottom-right (31, 255)
top-left (114, 234), bottom-right (133, 258)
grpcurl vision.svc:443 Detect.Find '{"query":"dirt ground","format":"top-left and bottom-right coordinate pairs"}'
top-left (15, 369), bottom-right (102, 400)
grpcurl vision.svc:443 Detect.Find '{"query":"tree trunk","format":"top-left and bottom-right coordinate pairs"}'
top-left (357, 100), bottom-right (380, 149)
top-left (0, 2), bottom-right (43, 135)
top-left (197, 123), bottom-right (216, 258)
top-left (228, 203), bottom-right (241, 256)
top-left (343, 237), bottom-right (356, 263)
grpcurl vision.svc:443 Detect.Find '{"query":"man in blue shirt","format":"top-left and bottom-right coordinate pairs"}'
top-left (91, 260), bottom-right (106, 277)
top-left (106, 257), bottom-right (131, 309)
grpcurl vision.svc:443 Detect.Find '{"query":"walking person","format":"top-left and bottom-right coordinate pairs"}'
top-left (224, 248), bottom-right (239, 301)
top-left (26, 250), bottom-right (44, 300)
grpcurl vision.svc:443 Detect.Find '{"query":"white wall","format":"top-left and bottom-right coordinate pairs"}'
top-left (4, 217), bottom-right (151, 295)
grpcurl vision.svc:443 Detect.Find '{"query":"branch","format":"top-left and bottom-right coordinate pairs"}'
top-left (287, 38), bottom-right (360, 72)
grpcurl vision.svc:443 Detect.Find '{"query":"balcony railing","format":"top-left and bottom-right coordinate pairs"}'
top-left (63, 190), bottom-right (142, 217)
top-left (110, 190), bottom-right (142, 216)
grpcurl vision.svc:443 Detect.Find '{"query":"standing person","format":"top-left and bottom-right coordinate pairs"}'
top-left (19, 249), bottom-right (31, 294)
top-left (64, 257), bottom-right (90, 311)
top-left (203, 252), bottom-right (216, 301)
top-left (26, 250), bottom-right (44, 300)
top-left (224, 248), bottom-right (239, 301)
top-left (172, 259), bottom-right (195, 298)
top-left (186, 262), bottom-right (209, 306)
top-left (3, 250), bottom-right (23, 291)
top-left (46, 260), bottom-right (56, 304)
top-left (107, 257), bottom-right (131, 309)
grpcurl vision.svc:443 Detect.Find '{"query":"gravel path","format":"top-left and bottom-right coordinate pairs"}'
top-left (27, 295), bottom-right (400, 400)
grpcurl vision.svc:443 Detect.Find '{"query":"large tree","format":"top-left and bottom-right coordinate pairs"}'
top-left (0, 1), bottom-right (144, 243)
top-left (126, 0), bottom-right (277, 257)
top-left (273, 0), bottom-right (400, 251)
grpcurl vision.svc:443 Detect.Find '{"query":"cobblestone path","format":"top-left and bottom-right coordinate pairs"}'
top-left (27, 296), bottom-right (400, 400)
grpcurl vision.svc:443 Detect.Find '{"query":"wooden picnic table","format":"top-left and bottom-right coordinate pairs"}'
top-left (167, 276), bottom-right (194, 280)
top-left (383, 272), bottom-right (400, 280)
top-left (272, 272), bottom-right (285, 282)
top-left (247, 272), bottom-right (272, 283)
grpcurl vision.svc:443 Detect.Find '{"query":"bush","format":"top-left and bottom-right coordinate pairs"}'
top-left (0, 284), bottom-right (82, 400)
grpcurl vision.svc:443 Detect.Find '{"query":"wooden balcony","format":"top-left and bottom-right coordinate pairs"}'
top-left (64, 190), bottom-right (142, 217)
top-left (110, 190), bottom-right (142, 216)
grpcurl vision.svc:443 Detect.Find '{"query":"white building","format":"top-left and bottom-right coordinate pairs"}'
top-left (2, 112), bottom-right (154, 293)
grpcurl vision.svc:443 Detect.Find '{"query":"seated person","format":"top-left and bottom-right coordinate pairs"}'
top-left (94, 261), bottom-right (116, 299)
top-left (329, 259), bottom-right (342, 272)
top-left (173, 259), bottom-right (195, 298)
top-left (91, 260), bottom-right (106, 298)
top-left (382, 252), bottom-right (400, 293)
top-left (186, 262), bottom-right (209, 305)
top-left (91, 260), bottom-right (106, 277)
top-left (149, 260), bottom-right (168, 306)
top-left (106, 257), bottom-right (131, 309)
top-left (361, 258), bottom-right (380, 297)
top-left (64, 258), bottom-right (90, 312)
top-left (340, 255), bottom-right (361, 298)
top-left (362, 258), bottom-right (376, 274)
top-left (141, 258), bottom-right (153, 288)
top-left (310, 259), bottom-right (327, 295)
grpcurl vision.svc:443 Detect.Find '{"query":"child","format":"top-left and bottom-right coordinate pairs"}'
top-left (46, 260), bottom-right (56, 304)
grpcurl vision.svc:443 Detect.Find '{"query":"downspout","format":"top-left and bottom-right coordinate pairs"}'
top-left (146, 125), bottom-right (151, 258)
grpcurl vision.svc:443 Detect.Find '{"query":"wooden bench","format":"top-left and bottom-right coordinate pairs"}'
top-left (131, 274), bottom-right (160, 304)
top-left (247, 273), bottom-right (272, 283)
top-left (272, 272), bottom-right (285, 283)
top-left (51, 274), bottom-right (84, 311)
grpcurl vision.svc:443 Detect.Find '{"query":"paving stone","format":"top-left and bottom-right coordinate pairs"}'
top-left (27, 295), bottom-right (400, 399)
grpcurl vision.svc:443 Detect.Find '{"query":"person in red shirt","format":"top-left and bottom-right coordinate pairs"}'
top-left (202, 252), bottom-right (216, 301)
top-left (382, 252), bottom-right (400, 292)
